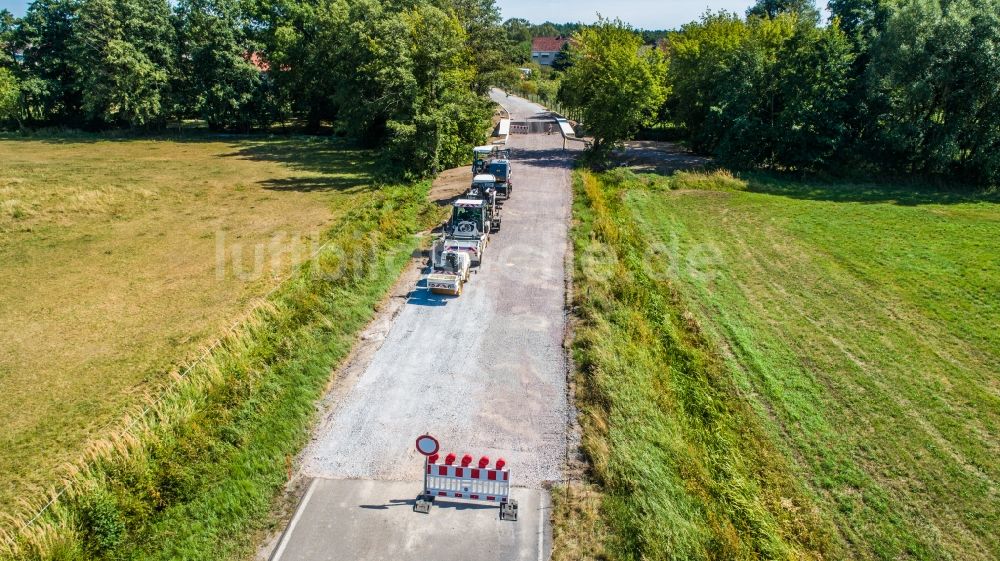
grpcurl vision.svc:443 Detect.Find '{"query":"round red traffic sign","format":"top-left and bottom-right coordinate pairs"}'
top-left (415, 434), bottom-right (439, 456)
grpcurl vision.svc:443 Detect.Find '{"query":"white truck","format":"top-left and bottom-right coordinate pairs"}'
top-left (472, 145), bottom-right (494, 175)
top-left (472, 145), bottom-right (513, 197)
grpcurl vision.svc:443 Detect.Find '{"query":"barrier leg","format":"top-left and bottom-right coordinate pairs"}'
top-left (414, 493), bottom-right (434, 514)
top-left (499, 498), bottom-right (518, 521)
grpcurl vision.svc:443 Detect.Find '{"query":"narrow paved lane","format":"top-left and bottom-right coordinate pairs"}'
top-left (268, 92), bottom-right (577, 561)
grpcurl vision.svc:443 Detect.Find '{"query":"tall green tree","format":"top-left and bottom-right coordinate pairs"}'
top-left (709, 14), bottom-right (797, 167)
top-left (265, 0), bottom-right (490, 173)
top-left (664, 12), bottom-right (749, 152)
top-left (449, 0), bottom-right (506, 94)
top-left (827, 0), bottom-right (894, 161)
top-left (0, 67), bottom-right (18, 122)
top-left (774, 21), bottom-right (855, 169)
top-left (502, 17), bottom-right (532, 63)
top-left (666, 12), bottom-right (854, 170)
top-left (254, 0), bottom-right (340, 132)
top-left (0, 9), bottom-right (16, 68)
top-left (747, 0), bottom-right (820, 21)
top-left (176, 0), bottom-right (262, 131)
top-left (15, 0), bottom-right (80, 124)
top-left (828, 0), bottom-right (893, 45)
top-left (869, 0), bottom-right (1000, 183)
top-left (559, 19), bottom-right (666, 156)
top-left (550, 41), bottom-right (573, 71)
top-left (386, 3), bottom-right (489, 173)
top-left (72, 0), bottom-right (174, 127)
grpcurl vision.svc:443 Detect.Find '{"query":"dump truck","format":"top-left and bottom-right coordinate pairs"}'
top-left (484, 159), bottom-right (513, 199)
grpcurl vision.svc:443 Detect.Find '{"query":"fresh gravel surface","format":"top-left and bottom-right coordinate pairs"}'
top-left (301, 91), bottom-right (578, 488)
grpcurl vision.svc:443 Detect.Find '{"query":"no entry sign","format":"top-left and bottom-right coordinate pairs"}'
top-left (415, 434), bottom-right (439, 456)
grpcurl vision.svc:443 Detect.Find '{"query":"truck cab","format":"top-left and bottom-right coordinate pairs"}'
top-left (444, 199), bottom-right (489, 266)
top-left (448, 199), bottom-right (488, 237)
top-left (472, 145), bottom-right (495, 175)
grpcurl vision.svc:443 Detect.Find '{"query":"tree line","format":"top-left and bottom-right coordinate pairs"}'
top-left (0, 0), bottom-right (509, 175)
top-left (558, 0), bottom-right (1000, 186)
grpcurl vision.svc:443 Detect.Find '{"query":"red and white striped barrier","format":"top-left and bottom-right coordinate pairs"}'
top-left (425, 453), bottom-right (510, 502)
top-left (413, 436), bottom-right (518, 520)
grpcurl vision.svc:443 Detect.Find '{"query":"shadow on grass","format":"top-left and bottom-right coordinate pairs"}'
top-left (615, 140), bottom-right (714, 175)
top-left (257, 176), bottom-right (370, 193)
top-left (0, 128), bottom-right (269, 144)
top-left (221, 138), bottom-right (380, 193)
top-left (745, 173), bottom-right (1000, 206)
top-left (0, 130), bottom-right (385, 193)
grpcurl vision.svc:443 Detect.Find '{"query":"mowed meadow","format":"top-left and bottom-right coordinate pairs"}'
top-left (568, 168), bottom-right (999, 560)
top-left (0, 136), bottom-right (374, 514)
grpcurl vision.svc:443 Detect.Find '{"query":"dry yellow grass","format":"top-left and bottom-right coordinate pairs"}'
top-left (550, 483), bottom-right (609, 561)
top-left (0, 135), bottom-right (374, 514)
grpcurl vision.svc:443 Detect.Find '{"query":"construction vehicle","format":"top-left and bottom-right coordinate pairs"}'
top-left (472, 145), bottom-right (513, 180)
top-left (468, 174), bottom-right (501, 231)
top-left (472, 145), bottom-right (494, 175)
top-left (438, 198), bottom-right (490, 267)
top-left (427, 245), bottom-right (471, 296)
top-left (483, 158), bottom-right (513, 199)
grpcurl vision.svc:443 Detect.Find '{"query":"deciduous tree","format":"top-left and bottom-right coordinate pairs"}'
top-left (869, 0), bottom-right (1000, 183)
top-left (0, 67), bottom-right (18, 122)
top-left (559, 19), bottom-right (666, 157)
top-left (72, 0), bottom-right (174, 127)
top-left (0, 9), bottom-right (16, 68)
top-left (175, 0), bottom-right (262, 131)
top-left (15, 0), bottom-right (80, 124)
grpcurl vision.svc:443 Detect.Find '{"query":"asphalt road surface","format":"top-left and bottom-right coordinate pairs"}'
top-left (268, 91), bottom-right (577, 561)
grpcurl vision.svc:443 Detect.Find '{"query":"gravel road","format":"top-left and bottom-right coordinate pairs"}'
top-left (300, 91), bottom-right (578, 488)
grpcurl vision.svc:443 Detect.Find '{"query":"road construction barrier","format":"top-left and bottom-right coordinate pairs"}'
top-left (425, 454), bottom-right (509, 502)
top-left (413, 436), bottom-right (518, 520)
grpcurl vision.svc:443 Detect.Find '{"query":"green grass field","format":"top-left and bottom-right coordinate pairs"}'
top-left (0, 135), bottom-right (375, 519)
top-left (567, 168), bottom-right (999, 560)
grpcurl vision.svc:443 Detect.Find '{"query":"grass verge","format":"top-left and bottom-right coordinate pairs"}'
top-left (2, 180), bottom-right (438, 561)
top-left (566, 168), bottom-right (834, 560)
top-left (566, 166), bottom-right (999, 560)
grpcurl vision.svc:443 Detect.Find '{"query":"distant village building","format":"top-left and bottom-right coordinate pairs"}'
top-left (245, 52), bottom-right (270, 72)
top-left (531, 36), bottom-right (569, 66)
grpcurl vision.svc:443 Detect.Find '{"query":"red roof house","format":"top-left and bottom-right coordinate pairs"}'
top-left (531, 36), bottom-right (569, 66)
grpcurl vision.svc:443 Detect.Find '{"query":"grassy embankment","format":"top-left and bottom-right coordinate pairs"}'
top-left (560, 168), bottom-right (999, 560)
top-left (0, 136), bottom-right (439, 560)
